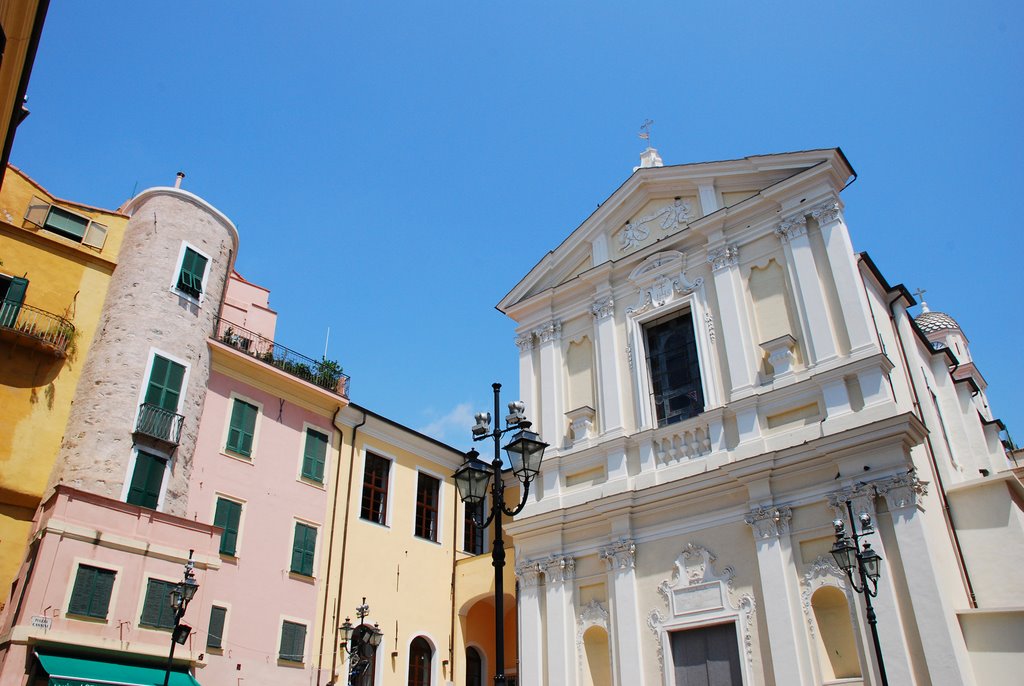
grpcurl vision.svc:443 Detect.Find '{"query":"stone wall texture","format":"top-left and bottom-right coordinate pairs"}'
top-left (50, 189), bottom-right (237, 516)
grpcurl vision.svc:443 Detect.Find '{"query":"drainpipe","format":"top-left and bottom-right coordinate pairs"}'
top-left (449, 483), bottom-right (459, 681)
top-left (316, 405), bottom-right (348, 685)
top-left (887, 294), bottom-right (977, 608)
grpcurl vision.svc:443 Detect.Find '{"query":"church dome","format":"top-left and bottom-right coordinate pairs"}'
top-left (915, 310), bottom-right (960, 333)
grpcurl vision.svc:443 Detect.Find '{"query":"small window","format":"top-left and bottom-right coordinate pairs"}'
top-left (279, 620), bottom-right (307, 663)
top-left (408, 637), bottom-right (432, 686)
top-left (126, 451), bottom-right (166, 509)
top-left (301, 428), bottom-right (329, 483)
top-left (214, 498), bottom-right (242, 556)
top-left (464, 500), bottom-right (486, 555)
top-left (290, 522), bottom-right (317, 577)
top-left (177, 247), bottom-right (208, 299)
top-left (68, 565), bottom-right (115, 620)
top-left (24, 197), bottom-right (108, 249)
top-left (140, 578), bottom-right (178, 629)
top-left (644, 311), bottom-right (705, 427)
top-left (360, 454), bottom-right (390, 524)
top-left (43, 205), bottom-right (89, 241)
top-left (207, 606), bottom-right (227, 650)
top-left (226, 398), bottom-right (258, 457)
top-left (414, 473), bottom-right (440, 542)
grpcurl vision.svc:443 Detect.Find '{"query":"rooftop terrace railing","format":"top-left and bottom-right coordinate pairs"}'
top-left (212, 316), bottom-right (349, 398)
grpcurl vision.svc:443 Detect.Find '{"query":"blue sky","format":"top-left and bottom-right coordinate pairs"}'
top-left (13, 2), bottom-right (1023, 449)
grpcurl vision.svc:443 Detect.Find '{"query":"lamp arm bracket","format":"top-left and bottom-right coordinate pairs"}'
top-left (499, 481), bottom-right (531, 517)
top-left (474, 509), bottom-right (497, 530)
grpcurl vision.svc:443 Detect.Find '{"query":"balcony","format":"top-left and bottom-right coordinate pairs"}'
top-left (212, 317), bottom-right (350, 397)
top-left (134, 403), bottom-right (184, 445)
top-left (0, 300), bottom-right (75, 357)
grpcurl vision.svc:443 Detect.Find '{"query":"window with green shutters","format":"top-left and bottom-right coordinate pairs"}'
top-left (207, 606), bottom-right (227, 650)
top-left (140, 578), bottom-right (178, 629)
top-left (290, 522), bottom-right (317, 577)
top-left (126, 451), bottom-right (166, 509)
top-left (176, 246), bottom-right (208, 299)
top-left (226, 398), bottom-right (258, 457)
top-left (214, 497), bottom-right (242, 556)
top-left (145, 355), bottom-right (186, 413)
top-left (68, 565), bottom-right (116, 620)
top-left (279, 620), bottom-right (306, 662)
top-left (301, 428), bottom-right (328, 483)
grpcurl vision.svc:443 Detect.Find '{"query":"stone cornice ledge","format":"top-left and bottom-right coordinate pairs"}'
top-left (38, 518), bottom-right (222, 570)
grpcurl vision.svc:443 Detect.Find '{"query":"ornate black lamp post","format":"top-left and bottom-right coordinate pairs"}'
top-left (831, 501), bottom-right (888, 686)
top-left (163, 550), bottom-right (200, 686)
top-left (339, 597), bottom-right (384, 685)
top-left (453, 383), bottom-right (548, 686)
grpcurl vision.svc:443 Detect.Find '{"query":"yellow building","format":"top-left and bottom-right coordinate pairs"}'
top-left (0, 1), bottom-right (50, 184)
top-left (0, 165), bottom-right (126, 606)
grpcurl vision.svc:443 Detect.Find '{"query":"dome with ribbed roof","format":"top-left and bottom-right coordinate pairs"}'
top-left (915, 310), bottom-right (960, 333)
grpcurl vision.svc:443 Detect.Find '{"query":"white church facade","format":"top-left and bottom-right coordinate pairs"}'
top-left (500, 148), bottom-right (1022, 686)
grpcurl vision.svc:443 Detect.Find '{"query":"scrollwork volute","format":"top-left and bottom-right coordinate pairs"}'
top-left (514, 332), bottom-right (535, 352)
top-left (810, 200), bottom-right (841, 225)
top-left (514, 559), bottom-right (544, 588)
top-left (540, 554), bottom-right (575, 584)
top-left (533, 320), bottom-right (562, 344)
top-left (598, 538), bottom-right (636, 571)
top-left (707, 244), bottom-right (739, 272)
top-left (774, 213), bottom-right (808, 242)
top-left (744, 505), bottom-right (793, 539)
top-left (591, 296), bottom-right (614, 320)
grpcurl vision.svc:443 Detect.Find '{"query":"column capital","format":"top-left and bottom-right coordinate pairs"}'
top-left (541, 554), bottom-right (576, 584)
top-left (515, 331), bottom-right (535, 352)
top-left (515, 559), bottom-right (544, 588)
top-left (774, 213), bottom-right (808, 242)
top-left (534, 319), bottom-right (562, 344)
top-left (875, 472), bottom-right (929, 511)
top-left (810, 199), bottom-right (841, 226)
top-left (744, 505), bottom-right (792, 539)
top-left (707, 244), bottom-right (739, 272)
top-left (827, 481), bottom-right (876, 519)
top-left (599, 538), bottom-right (636, 570)
top-left (591, 296), bottom-right (614, 319)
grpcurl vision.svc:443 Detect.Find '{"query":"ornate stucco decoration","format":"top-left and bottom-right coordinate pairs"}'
top-left (774, 213), bottom-right (808, 242)
top-left (827, 480), bottom-right (877, 520)
top-left (533, 319), bottom-right (562, 344)
top-left (598, 538), bottom-right (636, 571)
top-left (706, 244), bottom-right (739, 272)
top-left (810, 200), bottom-right (841, 225)
top-left (617, 199), bottom-right (694, 250)
top-left (514, 332), bottom-right (535, 352)
top-left (744, 505), bottom-right (793, 539)
top-left (874, 472), bottom-right (929, 511)
top-left (514, 559), bottom-right (544, 588)
top-left (799, 555), bottom-right (855, 641)
top-left (575, 599), bottom-right (611, 674)
top-left (704, 311), bottom-right (716, 343)
top-left (626, 251), bottom-right (703, 316)
top-left (647, 543), bottom-right (757, 674)
top-left (540, 554), bottom-right (576, 584)
top-left (591, 296), bottom-right (614, 320)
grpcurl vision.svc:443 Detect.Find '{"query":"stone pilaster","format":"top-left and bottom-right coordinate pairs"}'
top-left (707, 242), bottom-right (759, 400)
top-left (600, 539), bottom-right (645, 686)
top-left (542, 554), bottom-right (576, 685)
top-left (515, 559), bottom-right (545, 686)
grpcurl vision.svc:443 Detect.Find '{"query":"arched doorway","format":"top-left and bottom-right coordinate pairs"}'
top-left (409, 636), bottom-right (432, 686)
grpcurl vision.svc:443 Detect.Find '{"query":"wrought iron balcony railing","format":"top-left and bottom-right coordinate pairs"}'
top-left (0, 300), bottom-right (75, 357)
top-left (212, 317), bottom-right (350, 397)
top-left (134, 403), bottom-right (184, 445)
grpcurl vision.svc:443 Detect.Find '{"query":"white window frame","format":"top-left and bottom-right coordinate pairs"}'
top-left (276, 615), bottom-right (310, 665)
top-left (120, 447), bottom-right (172, 511)
top-left (63, 558), bottom-right (122, 625)
top-left (296, 422), bottom-right (332, 488)
top-left (411, 466), bottom-right (445, 545)
top-left (358, 447), bottom-right (395, 528)
top-left (221, 391), bottom-right (264, 462)
top-left (132, 346), bottom-right (192, 435)
top-left (170, 241), bottom-right (213, 306)
top-left (211, 492), bottom-right (247, 558)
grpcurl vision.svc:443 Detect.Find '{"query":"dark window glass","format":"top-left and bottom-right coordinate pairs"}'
top-left (207, 606), bottom-right (227, 649)
top-left (408, 637), bottom-right (432, 686)
top-left (68, 565), bottom-right (115, 619)
top-left (290, 522), bottom-right (316, 576)
top-left (670, 623), bottom-right (742, 686)
top-left (140, 578), bottom-right (178, 629)
top-left (214, 498), bottom-right (242, 556)
top-left (466, 647), bottom-right (483, 686)
top-left (43, 206), bottom-right (89, 241)
top-left (279, 620), bottom-right (306, 662)
top-left (360, 454), bottom-right (390, 524)
top-left (301, 428), bottom-right (328, 482)
top-left (414, 473), bottom-right (440, 542)
top-left (463, 500), bottom-right (486, 555)
top-left (644, 311), bottom-right (704, 427)
top-left (126, 451), bottom-right (166, 509)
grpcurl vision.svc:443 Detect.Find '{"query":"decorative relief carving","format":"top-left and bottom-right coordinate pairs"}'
top-left (810, 200), bottom-right (841, 225)
top-left (534, 320), bottom-right (562, 344)
top-left (540, 554), bottom-right (576, 584)
top-left (576, 598), bottom-right (610, 673)
top-left (827, 481), bottom-right (877, 520)
top-left (514, 332), bottom-right (535, 352)
top-left (617, 199), bottom-right (694, 250)
top-left (599, 538), bottom-right (636, 571)
top-left (744, 505), bottom-right (793, 539)
top-left (514, 559), bottom-right (544, 588)
top-left (774, 213), bottom-right (808, 242)
top-left (591, 296), bottom-right (614, 319)
top-left (625, 342), bottom-right (634, 370)
top-left (647, 609), bottom-right (666, 671)
top-left (707, 244), bottom-right (739, 272)
top-left (704, 311), bottom-right (716, 343)
top-left (626, 252), bottom-right (703, 316)
top-left (799, 556), bottom-right (850, 640)
top-left (875, 472), bottom-right (929, 511)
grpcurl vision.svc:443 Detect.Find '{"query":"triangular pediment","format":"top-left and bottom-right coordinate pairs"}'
top-left (498, 148), bottom-right (850, 314)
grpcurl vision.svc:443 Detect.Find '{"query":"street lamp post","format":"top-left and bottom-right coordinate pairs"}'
top-left (163, 550), bottom-right (200, 686)
top-left (453, 383), bottom-right (548, 686)
top-left (339, 597), bottom-right (384, 685)
top-left (830, 500), bottom-right (888, 686)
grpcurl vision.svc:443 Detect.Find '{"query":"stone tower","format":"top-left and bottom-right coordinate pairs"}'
top-left (51, 184), bottom-right (238, 516)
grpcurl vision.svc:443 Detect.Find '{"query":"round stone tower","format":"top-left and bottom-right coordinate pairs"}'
top-left (51, 185), bottom-right (238, 516)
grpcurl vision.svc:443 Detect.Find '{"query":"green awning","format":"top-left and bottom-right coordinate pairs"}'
top-left (36, 652), bottom-right (201, 686)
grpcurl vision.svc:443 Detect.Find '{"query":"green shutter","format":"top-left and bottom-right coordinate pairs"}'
top-left (140, 579), bottom-right (176, 629)
top-left (226, 399), bottom-right (258, 457)
top-left (0, 276), bottom-right (28, 328)
top-left (301, 429), bottom-right (328, 482)
top-left (280, 621), bottom-right (306, 662)
top-left (126, 452), bottom-right (165, 509)
top-left (144, 355), bottom-right (186, 412)
top-left (290, 523), bottom-right (316, 576)
top-left (177, 247), bottom-right (207, 298)
top-left (207, 606), bottom-right (227, 649)
top-left (68, 565), bottom-right (115, 619)
top-left (214, 498), bottom-right (242, 556)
